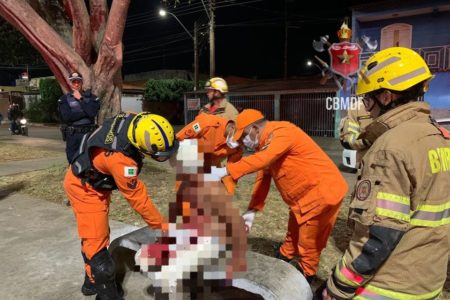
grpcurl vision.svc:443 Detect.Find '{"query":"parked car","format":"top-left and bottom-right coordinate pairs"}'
top-left (342, 117), bottom-right (450, 171)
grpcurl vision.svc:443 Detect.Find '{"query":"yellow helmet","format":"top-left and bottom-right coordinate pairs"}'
top-left (356, 47), bottom-right (432, 95)
top-left (127, 112), bottom-right (179, 161)
top-left (205, 77), bottom-right (228, 93)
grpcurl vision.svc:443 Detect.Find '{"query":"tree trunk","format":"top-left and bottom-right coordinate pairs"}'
top-left (94, 71), bottom-right (122, 122)
top-left (0, 0), bottom-right (130, 123)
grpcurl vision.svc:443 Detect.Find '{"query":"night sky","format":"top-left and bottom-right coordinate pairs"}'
top-left (122, 0), bottom-right (364, 79)
top-left (0, 0), bottom-right (367, 84)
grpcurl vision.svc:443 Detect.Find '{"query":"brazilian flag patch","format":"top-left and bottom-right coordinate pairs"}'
top-left (193, 122), bottom-right (201, 133)
top-left (124, 166), bottom-right (138, 177)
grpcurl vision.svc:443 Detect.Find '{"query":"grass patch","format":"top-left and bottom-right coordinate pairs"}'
top-left (3, 160), bottom-right (450, 296)
top-left (0, 142), bottom-right (62, 162)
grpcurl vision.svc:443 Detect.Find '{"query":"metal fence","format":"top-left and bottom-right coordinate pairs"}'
top-left (184, 89), bottom-right (337, 137)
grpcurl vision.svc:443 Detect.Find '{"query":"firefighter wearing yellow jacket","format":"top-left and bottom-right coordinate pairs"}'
top-left (323, 47), bottom-right (450, 300)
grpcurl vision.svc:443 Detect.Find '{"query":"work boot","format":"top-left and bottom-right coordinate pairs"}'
top-left (81, 274), bottom-right (97, 296)
top-left (293, 263), bottom-right (316, 284)
top-left (273, 242), bottom-right (291, 263)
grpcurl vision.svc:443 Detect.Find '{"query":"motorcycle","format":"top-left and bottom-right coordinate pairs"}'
top-left (10, 118), bottom-right (28, 136)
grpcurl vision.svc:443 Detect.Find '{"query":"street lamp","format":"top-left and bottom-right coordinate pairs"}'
top-left (306, 59), bottom-right (323, 72)
top-left (159, 8), bottom-right (198, 90)
top-left (159, 9), bottom-right (193, 39)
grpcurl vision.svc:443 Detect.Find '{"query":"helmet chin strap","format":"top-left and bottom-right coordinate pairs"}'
top-left (372, 90), bottom-right (403, 116)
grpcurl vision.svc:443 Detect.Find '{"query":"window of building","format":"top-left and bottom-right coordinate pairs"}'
top-left (380, 23), bottom-right (412, 49)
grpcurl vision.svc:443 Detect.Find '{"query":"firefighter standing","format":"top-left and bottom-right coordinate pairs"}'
top-left (199, 77), bottom-right (239, 120)
top-left (58, 72), bottom-right (100, 164)
top-left (64, 112), bottom-right (178, 299)
top-left (211, 109), bottom-right (348, 283)
top-left (340, 98), bottom-right (372, 162)
top-left (322, 47), bottom-right (450, 300)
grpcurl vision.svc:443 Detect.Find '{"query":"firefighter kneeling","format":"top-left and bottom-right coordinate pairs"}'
top-left (64, 112), bottom-right (178, 299)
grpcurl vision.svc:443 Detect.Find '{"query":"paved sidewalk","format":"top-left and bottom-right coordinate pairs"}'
top-left (0, 193), bottom-right (146, 300)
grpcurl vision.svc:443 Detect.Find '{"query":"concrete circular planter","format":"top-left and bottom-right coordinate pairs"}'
top-left (110, 227), bottom-right (313, 300)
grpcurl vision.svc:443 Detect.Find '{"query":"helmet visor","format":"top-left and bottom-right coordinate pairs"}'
top-left (149, 139), bottom-right (179, 162)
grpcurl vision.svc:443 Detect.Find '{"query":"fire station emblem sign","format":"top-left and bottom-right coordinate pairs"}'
top-left (328, 42), bottom-right (361, 79)
top-left (356, 180), bottom-right (371, 201)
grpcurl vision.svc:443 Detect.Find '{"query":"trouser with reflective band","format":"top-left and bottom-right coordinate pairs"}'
top-left (354, 284), bottom-right (442, 300)
top-left (279, 202), bottom-right (341, 276)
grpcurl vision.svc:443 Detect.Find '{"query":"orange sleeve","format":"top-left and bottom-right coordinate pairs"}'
top-left (176, 119), bottom-right (202, 141)
top-left (176, 116), bottom-right (218, 153)
top-left (227, 129), bottom-right (293, 180)
top-left (107, 153), bottom-right (165, 229)
top-left (248, 169), bottom-right (272, 211)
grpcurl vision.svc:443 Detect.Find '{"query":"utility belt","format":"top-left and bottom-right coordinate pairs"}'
top-left (60, 125), bottom-right (97, 141)
top-left (81, 168), bottom-right (118, 191)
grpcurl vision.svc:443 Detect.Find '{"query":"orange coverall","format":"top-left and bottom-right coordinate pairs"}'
top-left (177, 114), bottom-right (242, 193)
top-left (226, 121), bottom-right (348, 276)
top-left (176, 113), bottom-right (242, 165)
top-left (64, 148), bottom-right (165, 280)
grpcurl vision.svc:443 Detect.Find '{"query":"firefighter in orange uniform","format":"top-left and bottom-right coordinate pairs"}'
top-left (176, 113), bottom-right (242, 165)
top-left (176, 113), bottom-right (242, 193)
top-left (64, 112), bottom-right (178, 299)
top-left (211, 109), bottom-right (348, 283)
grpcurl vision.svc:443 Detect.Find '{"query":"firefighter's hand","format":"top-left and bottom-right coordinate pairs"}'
top-left (207, 167), bottom-right (228, 181)
top-left (242, 210), bottom-right (256, 233)
top-left (322, 288), bottom-right (337, 300)
top-left (134, 248), bottom-right (142, 266)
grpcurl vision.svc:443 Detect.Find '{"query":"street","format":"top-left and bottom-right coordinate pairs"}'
top-left (0, 124), bottom-right (62, 140)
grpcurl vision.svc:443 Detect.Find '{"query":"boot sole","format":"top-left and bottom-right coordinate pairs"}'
top-left (81, 286), bottom-right (97, 296)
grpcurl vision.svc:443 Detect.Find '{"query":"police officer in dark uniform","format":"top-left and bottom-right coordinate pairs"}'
top-left (58, 72), bottom-right (100, 164)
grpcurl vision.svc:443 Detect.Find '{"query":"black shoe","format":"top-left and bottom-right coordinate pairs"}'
top-left (273, 242), bottom-right (292, 263)
top-left (293, 264), bottom-right (316, 284)
top-left (81, 274), bottom-right (97, 296)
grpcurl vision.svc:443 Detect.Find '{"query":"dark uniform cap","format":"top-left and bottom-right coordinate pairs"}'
top-left (69, 72), bottom-right (83, 81)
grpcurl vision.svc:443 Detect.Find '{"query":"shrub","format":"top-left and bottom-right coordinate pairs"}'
top-left (143, 79), bottom-right (195, 102)
top-left (26, 78), bottom-right (62, 122)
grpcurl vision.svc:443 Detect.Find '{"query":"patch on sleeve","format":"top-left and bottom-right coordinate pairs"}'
top-left (124, 166), bottom-right (138, 177)
top-left (356, 180), bottom-right (371, 201)
top-left (192, 122), bottom-right (201, 133)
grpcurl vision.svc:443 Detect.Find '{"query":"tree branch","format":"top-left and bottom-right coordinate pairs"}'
top-left (90, 0), bottom-right (107, 53)
top-left (93, 0), bottom-right (130, 84)
top-left (0, 0), bottom-right (90, 92)
top-left (65, 0), bottom-right (91, 64)
top-left (26, 0), bottom-right (72, 45)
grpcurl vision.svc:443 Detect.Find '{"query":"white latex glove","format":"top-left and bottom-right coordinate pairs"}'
top-left (134, 248), bottom-right (142, 266)
top-left (204, 166), bottom-right (229, 182)
top-left (242, 210), bottom-right (256, 233)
